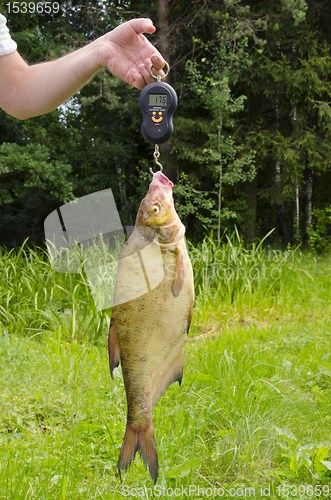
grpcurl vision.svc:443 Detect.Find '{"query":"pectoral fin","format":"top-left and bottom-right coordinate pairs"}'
top-left (172, 247), bottom-right (185, 297)
top-left (108, 321), bottom-right (121, 379)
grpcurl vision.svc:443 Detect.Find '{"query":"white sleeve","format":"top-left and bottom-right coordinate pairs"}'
top-left (0, 13), bottom-right (17, 55)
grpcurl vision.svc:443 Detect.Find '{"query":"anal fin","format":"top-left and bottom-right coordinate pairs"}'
top-left (152, 348), bottom-right (184, 406)
top-left (108, 321), bottom-right (121, 379)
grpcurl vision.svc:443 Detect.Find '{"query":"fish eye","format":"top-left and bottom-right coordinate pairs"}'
top-left (150, 205), bottom-right (160, 216)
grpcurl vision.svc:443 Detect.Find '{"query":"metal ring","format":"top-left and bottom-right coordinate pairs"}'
top-left (149, 60), bottom-right (170, 81)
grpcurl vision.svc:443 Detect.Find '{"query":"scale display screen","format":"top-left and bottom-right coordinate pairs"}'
top-left (149, 94), bottom-right (167, 106)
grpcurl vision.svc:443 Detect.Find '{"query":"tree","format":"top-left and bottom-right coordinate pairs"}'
top-left (168, 4), bottom-right (261, 239)
top-left (243, 0), bottom-right (331, 244)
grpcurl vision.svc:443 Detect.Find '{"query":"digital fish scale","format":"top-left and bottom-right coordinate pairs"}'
top-left (139, 62), bottom-right (178, 145)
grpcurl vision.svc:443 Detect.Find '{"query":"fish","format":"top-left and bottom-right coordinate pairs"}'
top-left (108, 171), bottom-right (194, 484)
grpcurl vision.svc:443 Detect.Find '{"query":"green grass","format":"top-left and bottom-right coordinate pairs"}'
top-left (1, 234), bottom-right (331, 499)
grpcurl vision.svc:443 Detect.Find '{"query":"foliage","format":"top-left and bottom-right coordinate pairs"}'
top-left (172, 8), bottom-right (260, 237)
top-left (0, 142), bottom-right (74, 202)
top-left (307, 206), bottom-right (331, 252)
top-left (243, 0), bottom-right (331, 244)
top-left (273, 426), bottom-right (331, 479)
top-left (172, 172), bottom-right (214, 230)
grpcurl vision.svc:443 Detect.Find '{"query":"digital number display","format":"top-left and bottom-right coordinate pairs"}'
top-left (149, 94), bottom-right (167, 106)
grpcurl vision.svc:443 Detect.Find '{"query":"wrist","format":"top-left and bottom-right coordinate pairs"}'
top-left (77, 38), bottom-right (104, 77)
top-left (90, 35), bottom-right (115, 70)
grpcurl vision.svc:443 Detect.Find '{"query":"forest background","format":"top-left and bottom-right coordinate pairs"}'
top-left (1, 0), bottom-right (331, 250)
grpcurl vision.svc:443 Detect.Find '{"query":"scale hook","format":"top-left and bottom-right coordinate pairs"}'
top-left (150, 144), bottom-right (163, 175)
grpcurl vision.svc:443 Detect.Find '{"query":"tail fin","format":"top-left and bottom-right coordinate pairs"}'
top-left (117, 422), bottom-right (158, 484)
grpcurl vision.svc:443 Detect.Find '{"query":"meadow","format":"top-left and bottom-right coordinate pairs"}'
top-left (0, 232), bottom-right (331, 499)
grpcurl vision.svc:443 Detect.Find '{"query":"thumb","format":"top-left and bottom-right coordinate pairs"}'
top-left (129, 18), bottom-right (156, 35)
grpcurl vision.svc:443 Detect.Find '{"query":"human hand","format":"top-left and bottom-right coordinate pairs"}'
top-left (96, 18), bottom-right (165, 89)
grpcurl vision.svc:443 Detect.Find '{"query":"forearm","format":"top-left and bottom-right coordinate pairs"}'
top-left (0, 41), bottom-right (102, 120)
top-left (0, 18), bottom-right (164, 120)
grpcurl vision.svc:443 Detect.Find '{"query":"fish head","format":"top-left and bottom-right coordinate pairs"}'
top-left (136, 172), bottom-right (176, 230)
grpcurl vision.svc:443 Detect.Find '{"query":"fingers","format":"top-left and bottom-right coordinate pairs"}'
top-left (138, 56), bottom-right (166, 88)
top-left (151, 54), bottom-right (165, 70)
top-left (131, 68), bottom-right (147, 90)
top-left (101, 18), bottom-right (167, 89)
top-left (149, 55), bottom-right (166, 80)
top-left (137, 64), bottom-right (150, 89)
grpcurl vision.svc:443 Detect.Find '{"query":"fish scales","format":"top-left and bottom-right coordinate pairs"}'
top-left (108, 171), bottom-right (194, 484)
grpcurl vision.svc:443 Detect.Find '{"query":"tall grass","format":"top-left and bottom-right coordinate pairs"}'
top-left (189, 230), bottom-right (331, 328)
top-left (2, 231), bottom-right (330, 341)
top-left (0, 241), bottom-right (109, 342)
top-left (190, 229), bottom-right (299, 303)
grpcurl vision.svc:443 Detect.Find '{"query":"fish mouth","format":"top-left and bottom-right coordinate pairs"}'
top-left (149, 171), bottom-right (174, 190)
